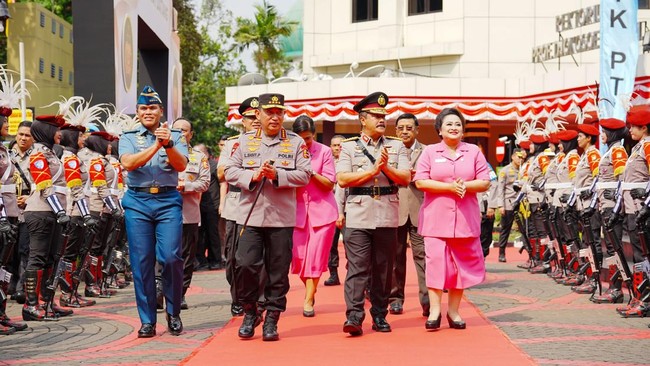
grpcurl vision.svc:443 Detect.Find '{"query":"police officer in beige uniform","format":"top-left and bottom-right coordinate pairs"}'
top-left (217, 96), bottom-right (261, 317)
top-left (172, 118), bottom-right (210, 309)
top-left (389, 113), bottom-right (429, 317)
top-left (337, 92), bottom-right (410, 336)
top-left (495, 149), bottom-right (524, 262)
top-left (224, 93), bottom-right (311, 341)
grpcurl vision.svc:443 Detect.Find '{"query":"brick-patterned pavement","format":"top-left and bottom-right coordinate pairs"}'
top-left (1, 247), bottom-right (649, 365)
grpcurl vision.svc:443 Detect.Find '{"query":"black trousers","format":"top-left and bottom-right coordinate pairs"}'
top-left (624, 214), bottom-right (645, 263)
top-left (198, 206), bottom-right (222, 265)
top-left (497, 210), bottom-right (516, 249)
top-left (343, 227), bottom-right (397, 322)
top-left (10, 221), bottom-right (29, 292)
top-left (480, 214), bottom-right (495, 257)
top-left (25, 211), bottom-right (59, 271)
top-left (63, 216), bottom-right (84, 262)
top-left (224, 219), bottom-right (237, 302)
top-left (390, 218), bottom-right (428, 310)
top-left (235, 226), bottom-right (293, 312)
top-left (181, 223), bottom-right (199, 291)
top-left (90, 212), bottom-right (111, 257)
top-left (328, 226), bottom-right (341, 270)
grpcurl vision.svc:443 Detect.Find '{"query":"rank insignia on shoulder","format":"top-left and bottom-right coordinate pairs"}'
top-left (227, 135), bottom-right (240, 140)
top-left (386, 136), bottom-right (401, 140)
top-left (342, 137), bottom-right (359, 142)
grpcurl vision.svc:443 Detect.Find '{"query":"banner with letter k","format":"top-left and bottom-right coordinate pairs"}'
top-left (599, 0), bottom-right (639, 120)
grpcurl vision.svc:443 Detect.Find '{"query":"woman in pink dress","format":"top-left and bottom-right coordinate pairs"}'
top-left (291, 116), bottom-right (338, 317)
top-left (414, 108), bottom-right (490, 331)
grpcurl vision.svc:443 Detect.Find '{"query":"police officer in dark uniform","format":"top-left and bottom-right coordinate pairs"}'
top-left (224, 93), bottom-right (311, 341)
top-left (119, 86), bottom-right (188, 338)
top-left (337, 92), bottom-right (410, 336)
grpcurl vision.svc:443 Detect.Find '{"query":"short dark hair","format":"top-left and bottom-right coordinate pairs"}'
top-left (292, 115), bottom-right (316, 134)
top-left (396, 113), bottom-right (419, 127)
top-left (512, 147), bottom-right (523, 157)
top-left (331, 134), bottom-right (345, 141)
top-left (434, 108), bottom-right (466, 134)
top-left (173, 117), bottom-right (193, 131)
top-left (18, 121), bottom-right (32, 129)
top-left (220, 134), bottom-right (229, 141)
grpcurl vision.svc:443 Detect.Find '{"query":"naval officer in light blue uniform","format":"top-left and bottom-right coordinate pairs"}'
top-left (119, 86), bottom-right (188, 338)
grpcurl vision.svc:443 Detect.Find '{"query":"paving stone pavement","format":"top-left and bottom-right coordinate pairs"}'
top-left (2, 247), bottom-right (650, 365)
top-left (466, 248), bottom-right (650, 366)
top-left (0, 269), bottom-right (233, 366)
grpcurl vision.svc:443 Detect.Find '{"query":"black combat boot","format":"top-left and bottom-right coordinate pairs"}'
top-left (262, 310), bottom-right (280, 341)
top-left (324, 268), bottom-right (340, 286)
top-left (60, 264), bottom-right (96, 308)
top-left (238, 303), bottom-right (262, 339)
top-left (22, 270), bottom-right (49, 321)
top-left (40, 268), bottom-right (73, 318)
top-left (84, 255), bottom-right (102, 298)
top-left (0, 291), bottom-right (27, 331)
top-left (498, 247), bottom-right (506, 263)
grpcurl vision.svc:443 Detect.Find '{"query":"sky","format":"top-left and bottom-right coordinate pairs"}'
top-left (190, 0), bottom-right (294, 72)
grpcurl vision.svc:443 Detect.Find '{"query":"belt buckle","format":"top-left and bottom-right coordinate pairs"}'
top-left (149, 186), bottom-right (160, 194)
top-left (372, 185), bottom-right (381, 200)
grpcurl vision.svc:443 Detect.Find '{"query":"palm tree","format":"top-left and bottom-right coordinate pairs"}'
top-left (233, 0), bottom-right (297, 79)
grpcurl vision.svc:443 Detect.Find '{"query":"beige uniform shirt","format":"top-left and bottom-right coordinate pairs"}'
top-left (180, 147), bottom-right (210, 224)
top-left (544, 152), bottom-right (564, 205)
top-left (496, 163), bottom-right (519, 211)
top-left (398, 140), bottom-right (425, 227)
top-left (0, 144), bottom-right (18, 218)
top-left (336, 134), bottom-right (409, 229)
top-left (25, 143), bottom-right (67, 213)
top-left (78, 148), bottom-right (115, 213)
top-left (224, 128), bottom-right (312, 227)
top-left (623, 136), bottom-right (650, 214)
top-left (218, 136), bottom-right (241, 221)
top-left (574, 145), bottom-right (600, 211)
top-left (11, 146), bottom-right (33, 222)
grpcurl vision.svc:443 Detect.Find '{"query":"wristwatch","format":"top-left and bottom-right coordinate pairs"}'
top-left (163, 140), bottom-right (175, 149)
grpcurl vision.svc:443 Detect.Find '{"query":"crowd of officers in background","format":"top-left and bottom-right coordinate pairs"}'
top-left (481, 107), bottom-right (650, 325)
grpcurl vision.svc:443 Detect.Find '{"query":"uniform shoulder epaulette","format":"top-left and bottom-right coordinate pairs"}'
top-left (123, 129), bottom-right (138, 134)
top-left (227, 134), bottom-right (240, 140)
top-left (386, 136), bottom-right (401, 140)
top-left (342, 136), bottom-right (359, 142)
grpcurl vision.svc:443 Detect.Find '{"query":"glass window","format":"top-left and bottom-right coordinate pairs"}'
top-left (59, 24), bottom-right (64, 38)
top-left (408, 0), bottom-right (443, 15)
top-left (40, 13), bottom-right (45, 27)
top-left (352, 0), bottom-right (378, 23)
top-left (58, 67), bottom-right (63, 81)
top-left (51, 19), bottom-right (56, 34)
top-left (39, 58), bottom-right (44, 73)
top-left (68, 71), bottom-right (73, 85)
top-left (50, 64), bottom-right (55, 78)
top-left (69, 30), bottom-right (73, 43)
top-left (641, 0), bottom-right (650, 9)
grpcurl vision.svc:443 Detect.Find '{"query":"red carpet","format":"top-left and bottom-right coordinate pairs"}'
top-left (182, 242), bottom-right (534, 366)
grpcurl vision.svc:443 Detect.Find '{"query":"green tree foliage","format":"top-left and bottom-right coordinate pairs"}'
top-left (233, 0), bottom-right (297, 79)
top-left (182, 0), bottom-right (245, 152)
top-left (30, 0), bottom-right (72, 23)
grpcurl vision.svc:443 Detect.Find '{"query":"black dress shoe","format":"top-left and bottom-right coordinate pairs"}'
top-left (498, 255), bottom-right (506, 263)
top-left (343, 319), bottom-right (363, 336)
top-left (11, 291), bottom-right (25, 304)
top-left (324, 273), bottom-right (340, 286)
top-left (180, 296), bottom-right (188, 310)
top-left (238, 312), bottom-right (262, 338)
top-left (137, 323), bottom-right (156, 338)
top-left (389, 303), bottom-right (403, 315)
top-left (208, 262), bottom-right (224, 271)
top-left (371, 317), bottom-right (391, 332)
top-left (231, 304), bottom-right (244, 317)
top-left (167, 314), bottom-right (183, 336)
top-left (447, 313), bottom-right (466, 329)
top-left (425, 314), bottom-right (441, 330)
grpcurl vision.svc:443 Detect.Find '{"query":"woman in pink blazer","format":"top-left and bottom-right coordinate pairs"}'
top-left (291, 116), bottom-right (338, 317)
top-left (414, 108), bottom-right (490, 331)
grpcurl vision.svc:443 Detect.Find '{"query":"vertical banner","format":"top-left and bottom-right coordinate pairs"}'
top-left (599, 0), bottom-right (639, 120)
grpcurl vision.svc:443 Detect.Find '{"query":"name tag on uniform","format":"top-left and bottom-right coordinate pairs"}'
top-left (435, 158), bottom-right (446, 163)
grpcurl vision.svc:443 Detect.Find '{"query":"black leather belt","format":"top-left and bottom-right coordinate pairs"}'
top-left (348, 186), bottom-right (398, 196)
top-left (228, 184), bottom-right (241, 193)
top-left (130, 186), bottom-right (175, 194)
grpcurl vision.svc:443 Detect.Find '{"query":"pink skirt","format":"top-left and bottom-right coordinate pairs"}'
top-left (424, 236), bottom-right (486, 290)
top-left (291, 218), bottom-right (336, 278)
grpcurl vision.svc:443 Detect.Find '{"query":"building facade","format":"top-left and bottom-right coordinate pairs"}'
top-left (226, 0), bottom-right (650, 166)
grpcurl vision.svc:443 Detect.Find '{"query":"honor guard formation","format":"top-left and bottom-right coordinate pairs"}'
top-left (1, 70), bottom-right (650, 345)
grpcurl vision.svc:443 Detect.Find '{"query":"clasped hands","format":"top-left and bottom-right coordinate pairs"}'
top-left (451, 177), bottom-right (466, 199)
top-left (154, 122), bottom-right (171, 147)
top-left (252, 160), bottom-right (277, 182)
